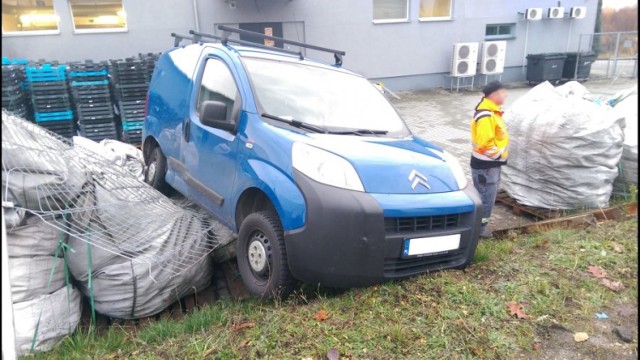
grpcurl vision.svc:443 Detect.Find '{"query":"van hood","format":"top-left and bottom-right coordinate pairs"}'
top-left (302, 135), bottom-right (460, 194)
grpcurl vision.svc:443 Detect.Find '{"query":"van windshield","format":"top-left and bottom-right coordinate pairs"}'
top-left (243, 58), bottom-right (410, 137)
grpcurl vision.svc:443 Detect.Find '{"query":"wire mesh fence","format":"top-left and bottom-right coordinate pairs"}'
top-left (2, 111), bottom-right (221, 280)
top-left (578, 31), bottom-right (638, 79)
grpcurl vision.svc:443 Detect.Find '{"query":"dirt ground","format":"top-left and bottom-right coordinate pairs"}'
top-left (534, 301), bottom-right (638, 360)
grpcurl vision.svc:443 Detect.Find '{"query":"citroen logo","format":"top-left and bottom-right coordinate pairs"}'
top-left (408, 170), bottom-right (430, 190)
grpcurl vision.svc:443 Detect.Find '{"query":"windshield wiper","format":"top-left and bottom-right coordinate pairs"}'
top-left (329, 129), bottom-right (389, 136)
top-left (262, 114), bottom-right (388, 136)
top-left (262, 113), bottom-right (328, 134)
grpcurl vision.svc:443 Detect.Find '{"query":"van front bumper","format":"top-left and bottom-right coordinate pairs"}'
top-left (284, 171), bottom-right (483, 288)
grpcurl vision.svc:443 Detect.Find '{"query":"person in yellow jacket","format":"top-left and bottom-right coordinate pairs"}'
top-left (470, 81), bottom-right (509, 238)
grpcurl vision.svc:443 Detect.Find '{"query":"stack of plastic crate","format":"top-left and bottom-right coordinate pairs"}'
top-left (25, 63), bottom-right (75, 138)
top-left (69, 60), bottom-right (118, 141)
top-left (110, 58), bottom-right (148, 145)
top-left (139, 52), bottom-right (160, 81)
top-left (1, 63), bottom-right (31, 119)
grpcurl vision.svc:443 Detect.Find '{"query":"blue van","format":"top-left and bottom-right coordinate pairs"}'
top-left (143, 27), bottom-right (483, 299)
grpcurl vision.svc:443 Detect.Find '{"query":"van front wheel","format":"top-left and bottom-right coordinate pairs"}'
top-left (237, 211), bottom-right (295, 300)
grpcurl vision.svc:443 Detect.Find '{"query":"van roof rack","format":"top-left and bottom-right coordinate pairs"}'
top-left (171, 33), bottom-right (196, 47)
top-left (190, 30), bottom-right (306, 60)
top-left (172, 31), bottom-right (304, 59)
top-left (170, 26), bottom-right (346, 67)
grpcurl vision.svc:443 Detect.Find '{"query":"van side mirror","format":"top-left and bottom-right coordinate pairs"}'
top-left (201, 101), bottom-right (235, 132)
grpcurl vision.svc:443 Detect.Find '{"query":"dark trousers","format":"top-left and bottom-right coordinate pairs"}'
top-left (471, 166), bottom-right (501, 232)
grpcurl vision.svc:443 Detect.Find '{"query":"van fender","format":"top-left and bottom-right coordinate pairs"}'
top-left (233, 159), bottom-right (306, 231)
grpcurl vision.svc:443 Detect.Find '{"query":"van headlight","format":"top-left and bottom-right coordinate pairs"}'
top-left (442, 151), bottom-right (468, 190)
top-left (292, 142), bottom-right (365, 192)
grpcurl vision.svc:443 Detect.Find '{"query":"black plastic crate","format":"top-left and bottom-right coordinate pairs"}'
top-left (1, 77), bottom-right (23, 86)
top-left (122, 129), bottom-right (142, 144)
top-left (77, 111), bottom-right (115, 121)
top-left (71, 90), bottom-right (111, 99)
top-left (78, 122), bottom-right (118, 141)
top-left (36, 120), bottom-right (75, 138)
top-left (32, 96), bottom-right (72, 108)
top-left (29, 83), bottom-right (69, 96)
top-left (1, 92), bottom-right (27, 102)
top-left (78, 118), bottom-right (117, 126)
top-left (71, 90), bottom-right (111, 100)
top-left (118, 100), bottom-right (145, 113)
top-left (32, 102), bottom-right (73, 113)
top-left (75, 102), bottom-right (112, 111)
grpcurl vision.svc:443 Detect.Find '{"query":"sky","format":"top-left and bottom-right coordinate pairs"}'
top-left (602, 0), bottom-right (638, 9)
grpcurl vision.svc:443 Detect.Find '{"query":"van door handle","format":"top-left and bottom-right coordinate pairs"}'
top-left (184, 119), bottom-right (190, 142)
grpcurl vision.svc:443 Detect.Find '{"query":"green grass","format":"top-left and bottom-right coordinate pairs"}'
top-left (32, 219), bottom-right (637, 360)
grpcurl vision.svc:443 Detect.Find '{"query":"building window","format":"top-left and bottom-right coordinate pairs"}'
top-left (2, 0), bottom-right (60, 35)
top-left (419, 0), bottom-right (452, 20)
top-left (69, 0), bottom-right (127, 32)
top-left (485, 23), bottom-right (515, 40)
top-left (373, 0), bottom-right (409, 23)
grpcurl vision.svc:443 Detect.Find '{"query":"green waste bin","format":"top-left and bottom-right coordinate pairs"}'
top-left (562, 52), bottom-right (597, 80)
top-left (526, 53), bottom-right (567, 84)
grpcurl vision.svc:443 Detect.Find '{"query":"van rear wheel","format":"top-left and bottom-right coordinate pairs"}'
top-left (237, 211), bottom-right (295, 300)
top-left (145, 147), bottom-right (171, 195)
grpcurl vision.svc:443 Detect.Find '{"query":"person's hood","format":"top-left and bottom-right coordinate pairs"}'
top-left (476, 97), bottom-right (503, 115)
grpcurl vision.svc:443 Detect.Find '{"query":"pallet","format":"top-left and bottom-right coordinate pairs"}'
top-left (493, 201), bottom-right (637, 238)
top-left (495, 191), bottom-right (567, 220)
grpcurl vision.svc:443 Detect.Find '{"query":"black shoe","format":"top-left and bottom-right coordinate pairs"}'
top-left (480, 227), bottom-right (493, 239)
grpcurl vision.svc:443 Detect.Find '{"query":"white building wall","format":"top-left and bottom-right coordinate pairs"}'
top-left (1, 0), bottom-right (598, 90)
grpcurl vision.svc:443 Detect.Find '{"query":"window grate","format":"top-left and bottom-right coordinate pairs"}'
top-left (485, 23), bottom-right (516, 40)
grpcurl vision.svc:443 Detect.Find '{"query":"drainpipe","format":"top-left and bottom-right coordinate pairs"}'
top-left (522, 20), bottom-right (530, 73)
top-left (566, 20), bottom-right (573, 51)
top-left (192, 0), bottom-right (200, 32)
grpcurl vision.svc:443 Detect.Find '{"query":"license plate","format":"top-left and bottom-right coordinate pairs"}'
top-left (402, 234), bottom-right (461, 257)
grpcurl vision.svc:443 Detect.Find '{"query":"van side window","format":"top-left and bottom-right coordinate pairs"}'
top-left (196, 58), bottom-right (239, 121)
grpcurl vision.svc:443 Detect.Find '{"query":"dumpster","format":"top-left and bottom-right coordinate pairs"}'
top-left (562, 52), bottom-right (597, 80)
top-left (526, 53), bottom-right (567, 84)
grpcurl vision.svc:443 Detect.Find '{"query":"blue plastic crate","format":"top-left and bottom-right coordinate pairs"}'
top-left (122, 120), bottom-right (144, 131)
top-left (69, 70), bottom-right (108, 77)
top-left (35, 110), bottom-right (74, 122)
top-left (25, 64), bottom-right (68, 82)
top-left (70, 80), bottom-right (109, 86)
top-left (2, 57), bottom-right (29, 65)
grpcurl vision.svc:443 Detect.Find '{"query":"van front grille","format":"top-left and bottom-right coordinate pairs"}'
top-left (384, 214), bottom-right (460, 234)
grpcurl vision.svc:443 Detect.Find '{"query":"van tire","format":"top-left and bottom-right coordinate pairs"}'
top-left (237, 211), bottom-right (295, 300)
top-left (145, 147), bottom-right (171, 195)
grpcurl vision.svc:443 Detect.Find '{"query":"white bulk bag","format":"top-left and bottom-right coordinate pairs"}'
top-left (502, 82), bottom-right (625, 209)
top-left (13, 286), bottom-right (82, 355)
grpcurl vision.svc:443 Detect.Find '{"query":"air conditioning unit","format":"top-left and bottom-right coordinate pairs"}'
top-left (480, 41), bottom-right (507, 75)
top-left (548, 6), bottom-right (565, 19)
top-left (525, 8), bottom-right (543, 20)
top-left (570, 6), bottom-right (587, 19)
top-left (451, 42), bottom-right (478, 77)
